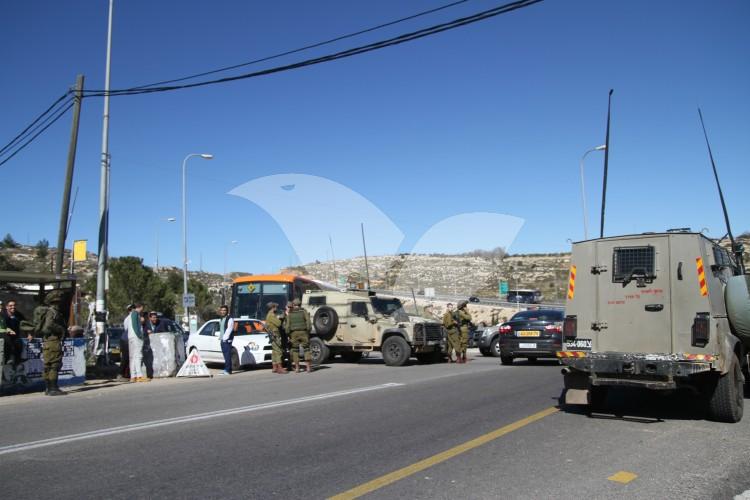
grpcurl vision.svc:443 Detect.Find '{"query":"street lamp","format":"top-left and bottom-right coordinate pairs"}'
top-left (182, 153), bottom-right (213, 327)
top-left (579, 145), bottom-right (606, 240)
top-left (155, 217), bottom-right (176, 272)
top-left (512, 273), bottom-right (521, 311)
top-left (223, 240), bottom-right (239, 305)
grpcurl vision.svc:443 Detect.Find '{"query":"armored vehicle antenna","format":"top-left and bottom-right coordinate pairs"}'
top-left (361, 223), bottom-right (371, 289)
top-left (698, 108), bottom-right (745, 275)
top-left (599, 89), bottom-right (614, 239)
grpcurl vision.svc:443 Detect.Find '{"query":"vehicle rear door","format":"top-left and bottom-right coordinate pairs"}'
top-left (593, 237), bottom-right (672, 353)
top-left (195, 320), bottom-right (221, 361)
top-left (584, 235), bottom-right (672, 353)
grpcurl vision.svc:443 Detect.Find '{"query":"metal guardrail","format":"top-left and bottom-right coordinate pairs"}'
top-left (372, 289), bottom-right (565, 310)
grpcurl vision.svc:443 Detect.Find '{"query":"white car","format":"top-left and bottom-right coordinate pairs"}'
top-left (186, 318), bottom-right (272, 370)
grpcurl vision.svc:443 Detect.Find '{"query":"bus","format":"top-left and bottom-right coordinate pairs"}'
top-left (230, 274), bottom-right (339, 320)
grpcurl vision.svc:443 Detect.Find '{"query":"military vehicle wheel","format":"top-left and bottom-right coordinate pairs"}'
top-left (480, 348), bottom-right (492, 357)
top-left (340, 351), bottom-right (363, 363)
top-left (500, 355), bottom-right (513, 365)
top-left (310, 337), bottom-right (330, 366)
top-left (490, 337), bottom-right (501, 357)
top-left (707, 353), bottom-right (744, 423)
top-left (231, 348), bottom-right (240, 371)
top-left (313, 307), bottom-right (339, 340)
top-left (382, 336), bottom-right (411, 367)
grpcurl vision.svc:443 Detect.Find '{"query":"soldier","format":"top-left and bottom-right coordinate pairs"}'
top-left (33, 289), bottom-right (69, 396)
top-left (283, 298), bottom-right (312, 373)
top-left (265, 302), bottom-right (287, 374)
top-left (456, 300), bottom-right (473, 363)
top-left (442, 303), bottom-right (460, 363)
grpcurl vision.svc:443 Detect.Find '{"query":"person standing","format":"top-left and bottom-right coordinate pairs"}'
top-left (125, 303), bottom-right (148, 382)
top-left (283, 299), bottom-right (312, 373)
top-left (118, 305), bottom-right (132, 381)
top-left (32, 289), bottom-right (69, 395)
top-left (217, 305), bottom-right (235, 375)
top-left (442, 303), bottom-right (459, 363)
top-left (456, 300), bottom-right (473, 363)
top-left (2, 300), bottom-right (26, 365)
top-left (265, 302), bottom-right (287, 374)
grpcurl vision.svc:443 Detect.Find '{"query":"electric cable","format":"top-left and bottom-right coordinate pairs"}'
top-left (0, 91), bottom-right (72, 156)
top-left (0, 100), bottom-right (74, 168)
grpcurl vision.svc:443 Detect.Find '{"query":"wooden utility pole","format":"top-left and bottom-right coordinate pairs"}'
top-left (55, 74), bottom-right (84, 275)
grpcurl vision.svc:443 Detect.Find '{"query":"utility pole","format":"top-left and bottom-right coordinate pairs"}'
top-left (55, 74), bottom-right (84, 275)
top-left (95, 0), bottom-right (114, 335)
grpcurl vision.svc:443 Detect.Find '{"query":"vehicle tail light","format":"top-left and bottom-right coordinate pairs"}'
top-left (691, 313), bottom-right (710, 348)
top-left (499, 325), bottom-right (513, 335)
top-left (563, 315), bottom-right (577, 340)
top-left (545, 324), bottom-right (562, 334)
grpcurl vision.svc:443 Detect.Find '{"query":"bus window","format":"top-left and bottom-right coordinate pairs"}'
top-left (260, 282), bottom-right (291, 318)
top-left (233, 283), bottom-right (262, 318)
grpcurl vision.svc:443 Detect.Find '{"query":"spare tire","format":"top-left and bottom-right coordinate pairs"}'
top-left (313, 306), bottom-right (339, 340)
top-left (726, 275), bottom-right (750, 347)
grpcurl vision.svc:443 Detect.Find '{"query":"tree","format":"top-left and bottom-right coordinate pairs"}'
top-left (163, 269), bottom-right (216, 321)
top-left (0, 254), bottom-right (22, 271)
top-left (106, 257), bottom-right (176, 322)
top-left (1, 233), bottom-right (19, 249)
top-left (35, 239), bottom-right (49, 260)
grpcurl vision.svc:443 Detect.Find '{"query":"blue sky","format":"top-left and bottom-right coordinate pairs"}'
top-left (2, 0), bottom-right (749, 276)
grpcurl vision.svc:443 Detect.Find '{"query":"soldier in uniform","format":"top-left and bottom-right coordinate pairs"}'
top-left (265, 302), bottom-right (287, 374)
top-left (442, 303), bottom-right (459, 363)
top-left (456, 300), bottom-right (473, 363)
top-left (283, 298), bottom-right (312, 373)
top-left (33, 289), bottom-right (69, 396)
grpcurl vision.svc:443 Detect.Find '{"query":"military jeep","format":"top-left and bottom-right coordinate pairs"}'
top-left (301, 290), bottom-right (445, 366)
top-left (559, 231), bottom-right (750, 422)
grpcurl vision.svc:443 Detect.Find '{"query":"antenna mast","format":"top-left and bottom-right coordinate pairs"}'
top-left (361, 223), bottom-right (371, 290)
top-left (599, 89), bottom-right (613, 239)
top-left (698, 108), bottom-right (745, 274)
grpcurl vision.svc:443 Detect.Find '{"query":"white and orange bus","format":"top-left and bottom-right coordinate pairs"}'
top-left (230, 274), bottom-right (338, 320)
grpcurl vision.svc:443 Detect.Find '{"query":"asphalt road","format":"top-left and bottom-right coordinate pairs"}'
top-left (1, 352), bottom-right (748, 499)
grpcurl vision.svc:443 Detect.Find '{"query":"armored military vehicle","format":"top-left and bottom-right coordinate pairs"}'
top-left (301, 290), bottom-right (445, 366)
top-left (559, 231), bottom-right (749, 422)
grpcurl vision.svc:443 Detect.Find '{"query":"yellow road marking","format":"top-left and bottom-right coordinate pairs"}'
top-left (329, 406), bottom-right (559, 500)
top-left (608, 471), bottom-right (638, 484)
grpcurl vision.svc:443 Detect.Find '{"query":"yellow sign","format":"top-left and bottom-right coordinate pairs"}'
top-left (73, 240), bottom-right (87, 262)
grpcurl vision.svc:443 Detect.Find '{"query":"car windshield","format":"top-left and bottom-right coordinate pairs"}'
top-left (509, 310), bottom-right (563, 322)
top-left (370, 297), bottom-right (406, 316)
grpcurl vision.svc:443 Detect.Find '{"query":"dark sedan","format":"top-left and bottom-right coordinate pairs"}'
top-left (497, 309), bottom-right (564, 365)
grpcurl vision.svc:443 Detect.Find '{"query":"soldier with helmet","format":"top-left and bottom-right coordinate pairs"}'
top-left (32, 289), bottom-right (69, 396)
top-left (283, 298), bottom-right (312, 373)
top-left (456, 300), bottom-right (473, 363)
top-left (442, 303), bottom-right (459, 363)
top-left (265, 302), bottom-right (287, 374)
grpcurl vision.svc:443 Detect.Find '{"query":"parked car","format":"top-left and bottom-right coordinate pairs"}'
top-left (496, 309), bottom-right (564, 365)
top-left (186, 318), bottom-right (272, 371)
top-left (475, 324), bottom-right (500, 353)
top-left (506, 289), bottom-right (543, 304)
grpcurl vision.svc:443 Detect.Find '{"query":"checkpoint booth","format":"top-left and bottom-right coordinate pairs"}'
top-left (0, 271), bottom-right (86, 395)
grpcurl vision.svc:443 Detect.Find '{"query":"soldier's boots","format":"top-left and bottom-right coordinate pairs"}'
top-left (306, 361), bottom-right (313, 373)
top-left (45, 381), bottom-right (65, 396)
top-left (272, 363), bottom-right (288, 374)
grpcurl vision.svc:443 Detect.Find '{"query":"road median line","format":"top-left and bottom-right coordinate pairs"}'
top-left (0, 383), bottom-right (404, 456)
top-left (330, 406), bottom-right (559, 500)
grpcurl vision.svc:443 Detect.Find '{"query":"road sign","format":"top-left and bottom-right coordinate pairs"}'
top-left (176, 349), bottom-right (211, 377)
top-left (182, 293), bottom-right (196, 307)
top-left (499, 281), bottom-right (509, 296)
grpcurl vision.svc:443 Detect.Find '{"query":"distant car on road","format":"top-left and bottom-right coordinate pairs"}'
top-left (186, 318), bottom-right (272, 371)
top-left (468, 296), bottom-right (480, 303)
top-left (497, 309), bottom-right (564, 365)
top-left (506, 289), bottom-right (543, 304)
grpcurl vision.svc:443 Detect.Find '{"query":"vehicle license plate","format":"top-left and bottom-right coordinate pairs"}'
top-left (519, 343), bottom-right (537, 349)
top-left (517, 330), bottom-right (539, 337)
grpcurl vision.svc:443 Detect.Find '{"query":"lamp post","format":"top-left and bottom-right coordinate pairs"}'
top-left (512, 273), bottom-right (521, 311)
top-left (155, 217), bottom-right (176, 272)
top-left (579, 145), bottom-right (606, 240)
top-left (182, 153), bottom-right (213, 326)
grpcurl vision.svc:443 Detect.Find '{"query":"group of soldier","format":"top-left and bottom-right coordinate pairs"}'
top-left (265, 298), bottom-right (313, 374)
top-left (0, 289), bottom-right (69, 396)
top-left (442, 300), bottom-right (473, 363)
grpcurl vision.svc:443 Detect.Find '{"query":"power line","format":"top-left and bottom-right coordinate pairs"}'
top-left (0, 100), bottom-right (74, 168)
top-left (130, 0), bottom-right (473, 90)
top-left (0, 91), bottom-right (71, 157)
top-left (84, 0), bottom-right (543, 97)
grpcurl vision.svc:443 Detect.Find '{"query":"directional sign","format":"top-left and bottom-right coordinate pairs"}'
top-left (182, 293), bottom-right (196, 308)
top-left (499, 281), bottom-right (509, 296)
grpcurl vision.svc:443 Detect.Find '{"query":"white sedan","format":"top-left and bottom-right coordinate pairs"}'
top-left (186, 318), bottom-right (273, 370)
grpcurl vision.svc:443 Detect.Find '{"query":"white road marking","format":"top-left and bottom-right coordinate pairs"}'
top-left (0, 383), bottom-right (403, 456)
